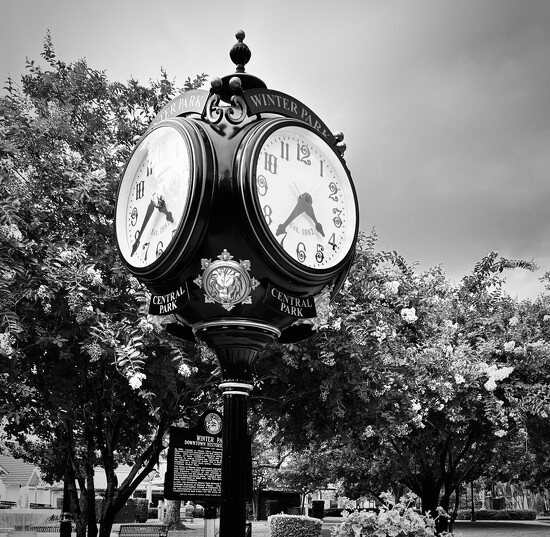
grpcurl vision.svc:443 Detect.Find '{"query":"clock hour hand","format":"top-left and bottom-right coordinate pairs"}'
top-left (303, 194), bottom-right (325, 237)
top-left (276, 194), bottom-right (308, 236)
top-left (152, 193), bottom-right (173, 223)
top-left (131, 199), bottom-right (155, 256)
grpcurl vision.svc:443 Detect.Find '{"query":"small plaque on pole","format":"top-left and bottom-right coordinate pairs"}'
top-left (164, 411), bottom-right (223, 502)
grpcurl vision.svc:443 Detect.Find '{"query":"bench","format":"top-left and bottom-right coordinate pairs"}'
top-left (34, 526), bottom-right (71, 533)
top-left (0, 501), bottom-right (16, 509)
top-left (119, 524), bottom-right (168, 537)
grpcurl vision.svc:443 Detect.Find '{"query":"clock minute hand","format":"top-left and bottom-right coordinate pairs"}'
top-left (276, 194), bottom-right (308, 236)
top-left (303, 194), bottom-right (325, 237)
top-left (131, 199), bottom-right (155, 256)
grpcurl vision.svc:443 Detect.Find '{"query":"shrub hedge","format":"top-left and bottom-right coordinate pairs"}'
top-left (269, 514), bottom-right (322, 537)
top-left (455, 509), bottom-right (537, 520)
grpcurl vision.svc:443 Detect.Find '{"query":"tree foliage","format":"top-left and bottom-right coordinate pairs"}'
top-left (0, 33), bottom-right (212, 537)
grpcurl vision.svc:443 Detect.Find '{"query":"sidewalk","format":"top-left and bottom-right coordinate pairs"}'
top-left (166, 516), bottom-right (550, 537)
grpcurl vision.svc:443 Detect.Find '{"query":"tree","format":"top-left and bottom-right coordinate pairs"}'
top-left (255, 231), bottom-right (550, 533)
top-left (0, 33), bottom-right (213, 537)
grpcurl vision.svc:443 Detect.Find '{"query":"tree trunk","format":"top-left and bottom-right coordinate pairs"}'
top-left (420, 487), bottom-right (449, 535)
top-left (437, 488), bottom-right (451, 535)
top-left (164, 500), bottom-right (185, 530)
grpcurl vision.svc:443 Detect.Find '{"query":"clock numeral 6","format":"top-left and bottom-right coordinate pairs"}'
top-left (262, 204), bottom-right (273, 225)
top-left (156, 241), bottom-right (164, 258)
top-left (296, 242), bottom-right (306, 263)
top-left (257, 175), bottom-right (268, 197)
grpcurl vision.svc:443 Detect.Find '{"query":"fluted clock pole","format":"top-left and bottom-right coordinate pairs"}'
top-left (193, 320), bottom-right (280, 536)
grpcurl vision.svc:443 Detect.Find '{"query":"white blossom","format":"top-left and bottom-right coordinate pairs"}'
top-left (383, 281), bottom-right (400, 295)
top-left (494, 429), bottom-right (507, 437)
top-left (492, 366), bottom-right (514, 381)
top-left (400, 307), bottom-right (418, 324)
top-left (0, 333), bottom-right (14, 356)
top-left (86, 266), bottom-right (103, 286)
top-left (484, 364), bottom-right (513, 391)
top-left (128, 372), bottom-right (146, 390)
top-left (504, 341), bottom-right (516, 352)
top-left (178, 363), bottom-right (192, 377)
top-left (508, 316), bottom-right (519, 327)
top-left (2, 223), bottom-right (23, 241)
top-left (364, 425), bottom-right (376, 438)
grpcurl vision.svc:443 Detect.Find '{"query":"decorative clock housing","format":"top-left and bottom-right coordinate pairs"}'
top-left (115, 118), bottom-right (213, 283)
top-left (237, 119), bottom-right (358, 281)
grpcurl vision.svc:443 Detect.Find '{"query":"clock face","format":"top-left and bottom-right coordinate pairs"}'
top-left (250, 123), bottom-right (358, 271)
top-left (116, 124), bottom-right (192, 270)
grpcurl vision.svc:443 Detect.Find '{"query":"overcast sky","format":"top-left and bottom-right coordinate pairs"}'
top-left (2, 0), bottom-right (549, 299)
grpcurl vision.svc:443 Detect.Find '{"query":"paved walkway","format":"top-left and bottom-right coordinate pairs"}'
top-left (168, 517), bottom-right (550, 537)
top-left (4, 517), bottom-right (547, 537)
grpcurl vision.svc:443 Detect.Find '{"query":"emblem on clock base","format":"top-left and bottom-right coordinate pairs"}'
top-left (193, 249), bottom-right (259, 311)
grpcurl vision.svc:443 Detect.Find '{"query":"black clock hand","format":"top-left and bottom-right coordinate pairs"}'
top-left (153, 194), bottom-right (173, 223)
top-left (303, 194), bottom-right (325, 237)
top-left (131, 199), bottom-right (155, 256)
top-left (276, 194), bottom-right (308, 236)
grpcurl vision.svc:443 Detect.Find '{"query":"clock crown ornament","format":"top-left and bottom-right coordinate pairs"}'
top-left (229, 30), bottom-right (251, 73)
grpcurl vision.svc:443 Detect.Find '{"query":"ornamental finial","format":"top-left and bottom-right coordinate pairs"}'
top-left (229, 30), bottom-right (251, 73)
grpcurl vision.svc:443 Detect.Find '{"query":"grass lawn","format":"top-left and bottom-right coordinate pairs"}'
top-left (453, 520), bottom-right (550, 536)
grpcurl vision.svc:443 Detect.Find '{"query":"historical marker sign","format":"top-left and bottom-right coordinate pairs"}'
top-left (164, 411), bottom-right (223, 502)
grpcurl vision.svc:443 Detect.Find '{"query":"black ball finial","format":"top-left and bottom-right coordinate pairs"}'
top-left (230, 30), bottom-right (251, 73)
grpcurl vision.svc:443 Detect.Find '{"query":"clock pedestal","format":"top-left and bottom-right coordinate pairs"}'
top-left (116, 30), bottom-right (358, 537)
top-left (193, 320), bottom-right (280, 536)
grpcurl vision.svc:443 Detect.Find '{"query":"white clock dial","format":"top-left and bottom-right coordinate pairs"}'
top-left (253, 124), bottom-right (357, 270)
top-left (116, 124), bottom-right (192, 269)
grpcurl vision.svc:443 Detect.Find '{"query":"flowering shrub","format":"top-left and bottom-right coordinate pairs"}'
top-left (331, 494), bottom-right (453, 537)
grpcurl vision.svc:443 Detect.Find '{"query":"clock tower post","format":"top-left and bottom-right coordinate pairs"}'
top-left (115, 31), bottom-right (359, 536)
